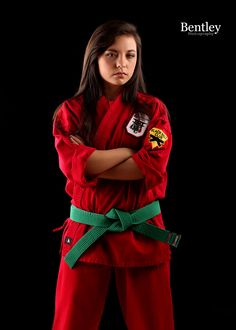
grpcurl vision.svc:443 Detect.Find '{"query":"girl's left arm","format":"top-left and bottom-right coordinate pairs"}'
top-left (98, 102), bottom-right (172, 187)
top-left (98, 157), bottom-right (144, 180)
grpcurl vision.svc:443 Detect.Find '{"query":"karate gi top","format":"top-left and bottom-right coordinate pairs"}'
top-left (53, 92), bottom-right (173, 267)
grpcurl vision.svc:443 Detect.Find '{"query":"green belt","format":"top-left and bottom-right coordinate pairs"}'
top-left (65, 200), bottom-right (181, 268)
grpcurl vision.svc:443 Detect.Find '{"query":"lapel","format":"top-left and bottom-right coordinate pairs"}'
top-left (94, 94), bottom-right (129, 149)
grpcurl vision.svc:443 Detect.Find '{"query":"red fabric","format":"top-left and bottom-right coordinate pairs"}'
top-left (53, 92), bottom-right (173, 266)
top-left (52, 261), bottom-right (174, 330)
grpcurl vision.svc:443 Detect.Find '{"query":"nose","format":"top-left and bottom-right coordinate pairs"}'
top-left (115, 55), bottom-right (127, 68)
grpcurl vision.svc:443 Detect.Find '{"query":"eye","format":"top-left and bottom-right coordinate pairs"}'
top-left (126, 53), bottom-right (136, 59)
top-left (105, 52), bottom-right (117, 58)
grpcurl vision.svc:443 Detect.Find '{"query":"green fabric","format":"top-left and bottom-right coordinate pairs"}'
top-left (64, 201), bottom-right (181, 268)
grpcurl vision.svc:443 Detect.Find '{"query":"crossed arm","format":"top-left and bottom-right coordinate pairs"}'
top-left (70, 135), bottom-right (144, 181)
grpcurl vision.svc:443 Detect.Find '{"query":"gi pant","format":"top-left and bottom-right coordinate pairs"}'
top-left (52, 260), bottom-right (174, 330)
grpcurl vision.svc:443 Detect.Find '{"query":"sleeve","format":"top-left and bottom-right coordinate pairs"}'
top-left (132, 101), bottom-right (172, 190)
top-left (53, 101), bottom-right (97, 197)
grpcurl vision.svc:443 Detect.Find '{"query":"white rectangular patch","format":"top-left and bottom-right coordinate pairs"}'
top-left (126, 113), bottom-right (150, 137)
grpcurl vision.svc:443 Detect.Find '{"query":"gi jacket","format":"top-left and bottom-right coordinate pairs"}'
top-left (53, 92), bottom-right (173, 267)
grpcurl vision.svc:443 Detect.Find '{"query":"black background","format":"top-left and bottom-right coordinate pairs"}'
top-left (2, 3), bottom-right (234, 329)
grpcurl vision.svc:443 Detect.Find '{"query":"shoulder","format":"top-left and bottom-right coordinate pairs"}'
top-left (57, 94), bottom-right (84, 117)
top-left (137, 93), bottom-right (172, 142)
top-left (137, 92), bottom-right (169, 119)
top-left (54, 94), bottom-right (84, 134)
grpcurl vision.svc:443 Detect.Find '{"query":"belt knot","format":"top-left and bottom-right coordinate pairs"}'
top-left (106, 209), bottom-right (134, 232)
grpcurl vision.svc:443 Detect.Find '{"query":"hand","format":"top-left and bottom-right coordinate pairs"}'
top-left (69, 135), bottom-right (85, 145)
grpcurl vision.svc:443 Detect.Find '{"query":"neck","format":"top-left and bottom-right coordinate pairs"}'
top-left (103, 85), bottom-right (123, 101)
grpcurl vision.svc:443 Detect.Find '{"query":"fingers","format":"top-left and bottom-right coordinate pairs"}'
top-left (69, 135), bottom-right (80, 144)
top-left (69, 135), bottom-right (84, 145)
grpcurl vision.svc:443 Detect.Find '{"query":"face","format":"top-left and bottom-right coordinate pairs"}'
top-left (98, 35), bottom-right (137, 93)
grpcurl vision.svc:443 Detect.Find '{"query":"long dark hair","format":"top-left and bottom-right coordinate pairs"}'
top-left (55, 20), bottom-right (147, 144)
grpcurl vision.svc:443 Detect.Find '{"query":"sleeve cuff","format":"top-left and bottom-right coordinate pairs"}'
top-left (132, 150), bottom-right (164, 189)
top-left (72, 145), bottom-right (97, 186)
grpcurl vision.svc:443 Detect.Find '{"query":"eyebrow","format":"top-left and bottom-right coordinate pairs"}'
top-left (106, 48), bottom-right (136, 53)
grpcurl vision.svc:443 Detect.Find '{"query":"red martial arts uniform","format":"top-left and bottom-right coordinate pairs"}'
top-left (52, 92), bottom-right (175, 330)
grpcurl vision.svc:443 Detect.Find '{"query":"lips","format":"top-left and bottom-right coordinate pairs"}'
top-left (113, 72), bottom-right (127, 76)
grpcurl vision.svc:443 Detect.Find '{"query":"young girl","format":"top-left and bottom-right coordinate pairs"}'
top-left (52, 19), bottom-right (180, 330)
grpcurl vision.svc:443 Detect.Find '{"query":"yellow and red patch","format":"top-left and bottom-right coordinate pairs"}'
top-left (149, 128), bottom-right (168, 149)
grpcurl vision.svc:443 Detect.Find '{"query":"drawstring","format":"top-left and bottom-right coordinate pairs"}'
top-left (52, 218), bottom-right (69, 232)
top-left (52, 219), bottom-right (70, 254)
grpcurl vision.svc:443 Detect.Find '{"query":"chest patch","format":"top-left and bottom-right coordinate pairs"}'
top-left (149, 127), bottom-right (168, 149)
top-left (126, 113), bottom-right (150, 137)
